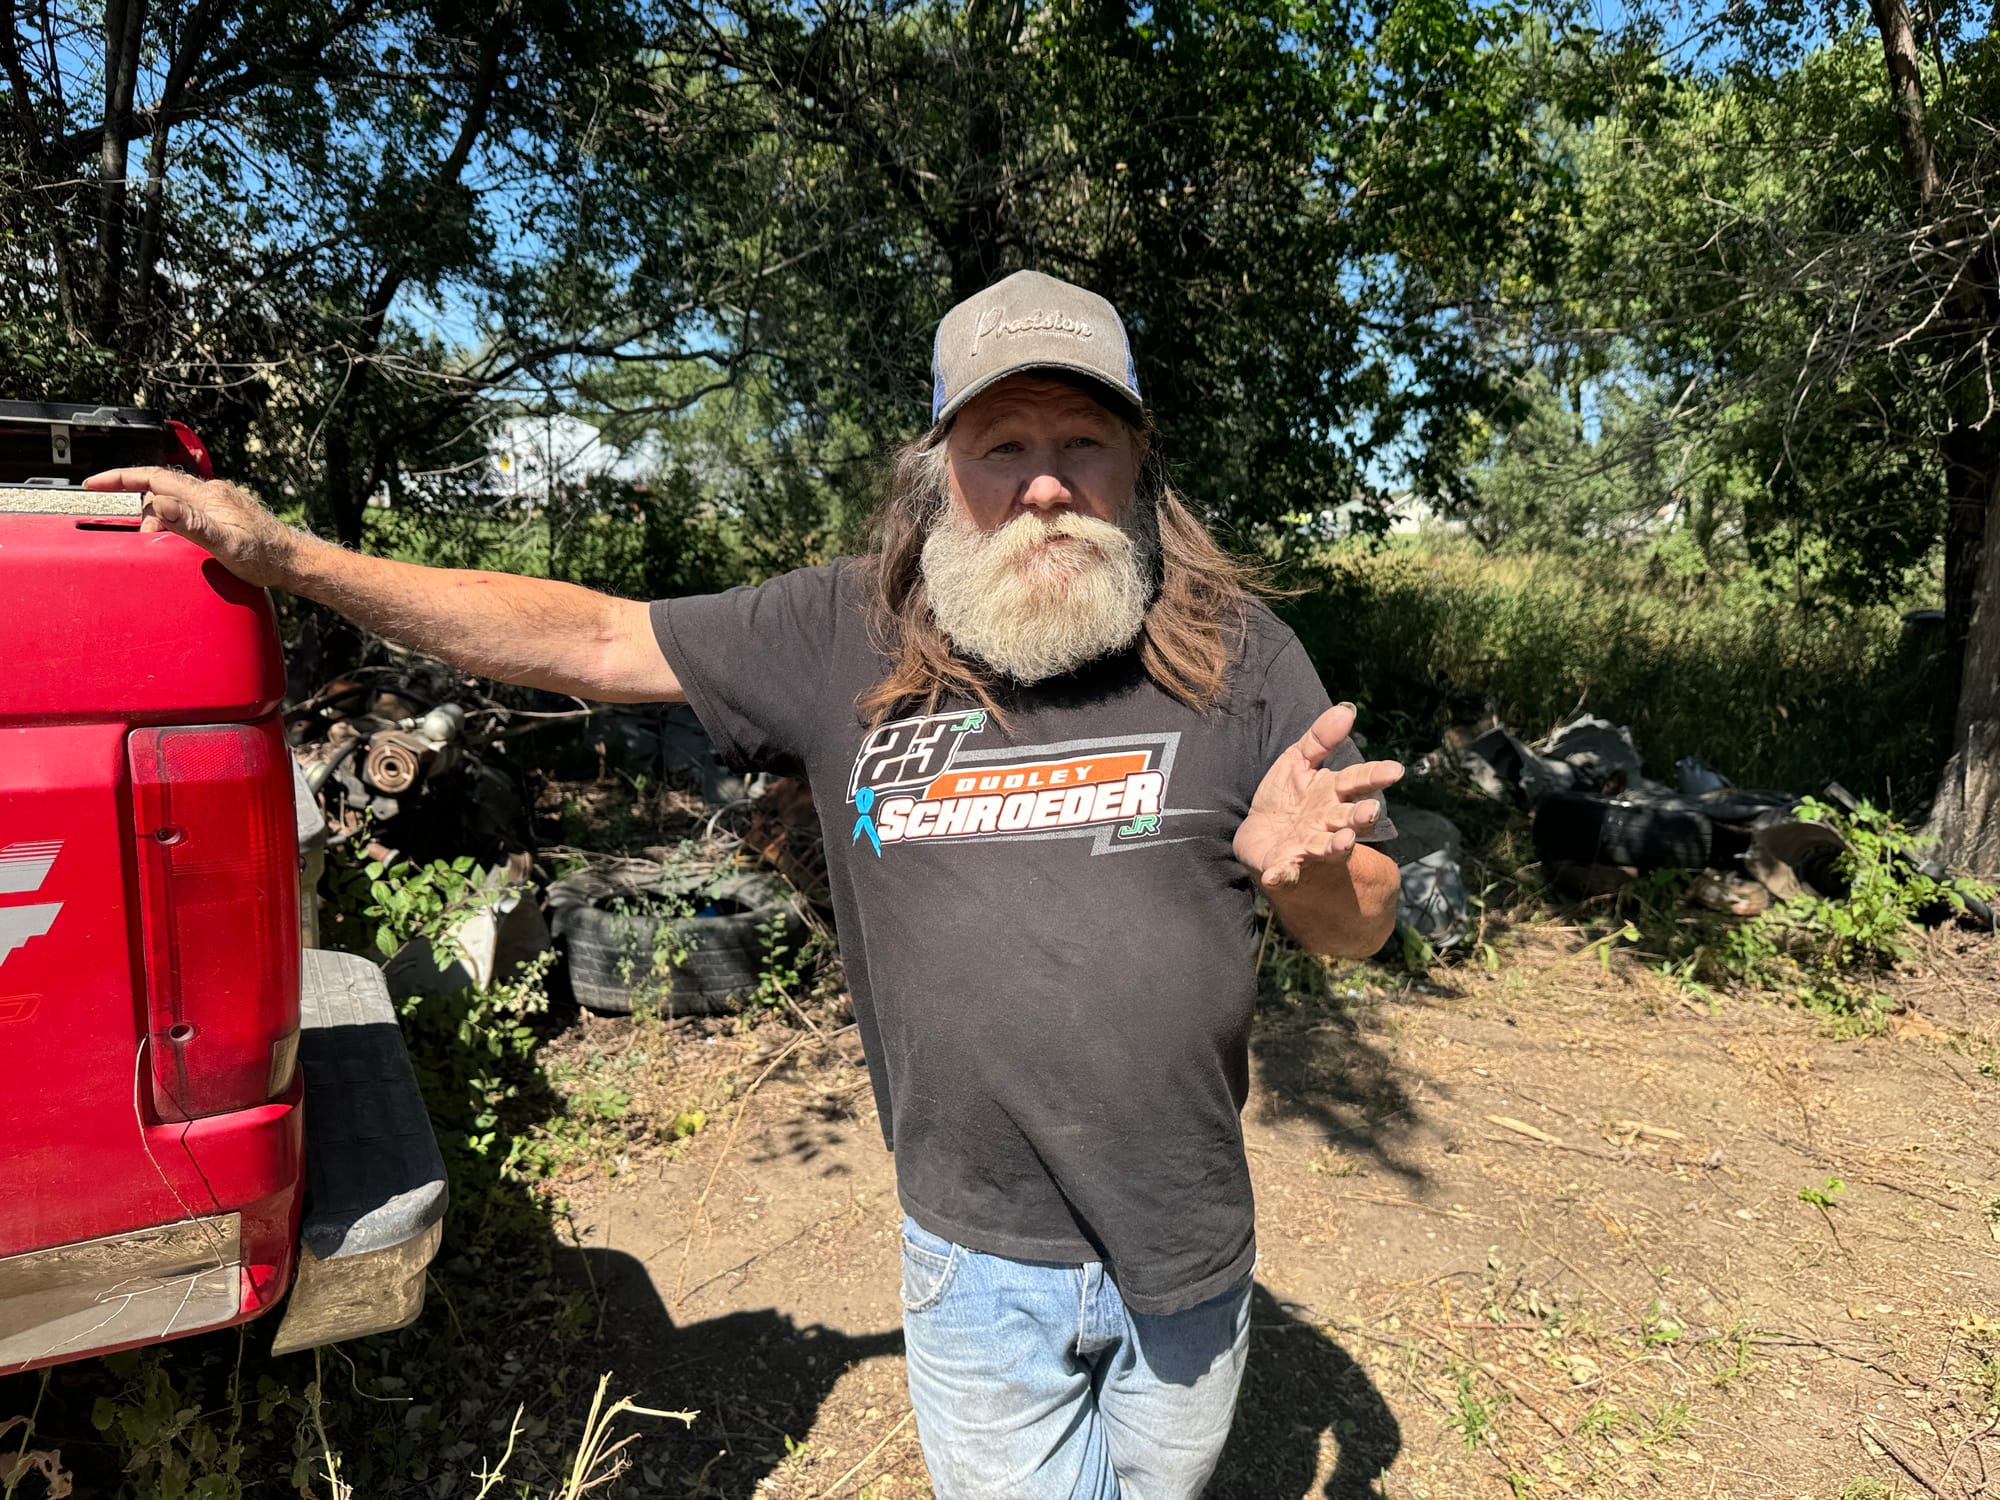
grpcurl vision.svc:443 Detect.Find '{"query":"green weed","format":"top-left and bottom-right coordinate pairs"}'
top-left (320, 849), bottom-right (484, 963)
top-left (1309, 1146), bottom-right (1364, 1178)
top-left (1714, 800), bottom-right (1992, 1005)
top-left (1971, 1352), bottom-right (2000, 1413)
top-left (1705, 1327), bottom-right (1760, 1390)
top-left (1575, 1399), bottom-right (1623, 1438)
top-left (1630, 1397), bottom-right (1693, 1447)
top-left (602, 886), bottom-right (699, 1021)
top-left (1638, 1300), bottom-right (1685, 1347)
top-left (1449, 1365), bottom-right (1503, 1452)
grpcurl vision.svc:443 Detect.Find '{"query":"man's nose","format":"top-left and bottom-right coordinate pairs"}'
top-left (1019, 471), bottom-right (1072, 511)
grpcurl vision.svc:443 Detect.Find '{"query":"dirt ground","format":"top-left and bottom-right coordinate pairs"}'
top-left (537, 927), bottom-right (2000, 1500)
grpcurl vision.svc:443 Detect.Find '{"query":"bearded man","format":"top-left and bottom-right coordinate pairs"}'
top-left (93, 270), bottom-right (1403, 1499)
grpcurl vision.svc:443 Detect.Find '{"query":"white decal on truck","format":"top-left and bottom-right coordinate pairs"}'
top-left (0, 841), bottom-right (61, 969)
top-left (0, 841), bottom-right (60, 895)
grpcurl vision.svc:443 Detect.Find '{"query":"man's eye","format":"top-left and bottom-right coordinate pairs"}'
top-left (987, 441), bottom-right (1023, 456)
top-left (1070, 436), bottom-right (1102, 449)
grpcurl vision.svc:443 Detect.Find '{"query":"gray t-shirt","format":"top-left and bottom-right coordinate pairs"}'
top-left (651, 559), bottom-right (1392, 1314)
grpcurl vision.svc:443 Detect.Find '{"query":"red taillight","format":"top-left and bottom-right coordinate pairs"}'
top-left (129, 718), bottom-right (300, 1121)
top-left (166, 420), bottom-right (214, 480)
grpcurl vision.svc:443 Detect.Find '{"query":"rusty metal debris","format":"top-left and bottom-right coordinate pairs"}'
top-left (286, 663), bottom-right (546, 868)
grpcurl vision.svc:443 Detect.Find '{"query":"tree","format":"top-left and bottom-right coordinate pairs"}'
top-left (1515, 4), bottom-right (1999, 862)
top-left (0, 0), bottom-right (743, 544)
top-left (599, 0), bottom-right (1594, 554)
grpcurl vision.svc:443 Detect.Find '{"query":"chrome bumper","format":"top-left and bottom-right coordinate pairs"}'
top-left (0, 1214), bottom-right (241, 1371)
top-left (270, 949), bottom-right (447, 1356)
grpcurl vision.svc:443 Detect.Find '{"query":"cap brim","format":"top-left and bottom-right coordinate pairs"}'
top-left (932, 362), bottom-right (1144, 433)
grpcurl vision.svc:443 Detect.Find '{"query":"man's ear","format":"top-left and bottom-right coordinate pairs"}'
top-left (1130, 426), bottom-right (1152, 465)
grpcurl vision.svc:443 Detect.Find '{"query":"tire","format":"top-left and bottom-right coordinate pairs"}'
top-left (1532, 792), bottom-right (1713, 873)
top-left (550, 871), bottom-right (807, 1016)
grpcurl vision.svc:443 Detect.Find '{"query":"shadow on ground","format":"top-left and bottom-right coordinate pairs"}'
top-left (1211, 1285), bottom-right (1402, 1499)
top-left (574, 1247), bottom-right (903, 1493)
top-left (1249, 1005), bottom-right (1431, 1186)
top-left (574, 1259), bottom-right (1400, 1499)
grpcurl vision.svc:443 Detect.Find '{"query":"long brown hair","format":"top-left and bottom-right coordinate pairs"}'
top-left (856, 423), bottom-right (1266, 726)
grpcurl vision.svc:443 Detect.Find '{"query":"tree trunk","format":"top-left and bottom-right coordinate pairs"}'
top-left (133, 1), bottom-right (213, 339)
top-left (322, 418), bottom-right (367, 548)
top-left (1868, 0), bottom-right (1940, 211)
top-left (946, 0), bottom-right (1022, 298)
top-left (1941, 424), bottom-right (1991, 672)
top-left (1933, 465), bottom-right (2000, 874)
top-left (1865, 0), bottom-right (2000, 866)
top-left (91, 0), bottom-right (148, 347)
top-left (129, 114), bottom-right (172, 347)
top-left (316, 16), bottom-right (508, 544)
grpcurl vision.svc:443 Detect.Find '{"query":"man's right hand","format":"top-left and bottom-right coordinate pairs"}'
top-left (85, 467), bottom-right (303, 590)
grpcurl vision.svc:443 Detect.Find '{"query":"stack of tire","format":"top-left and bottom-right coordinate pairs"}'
top-left (547, 862), bottom-right (808, 1015)
top-left (1531, 787), bottom-right (1798, 895)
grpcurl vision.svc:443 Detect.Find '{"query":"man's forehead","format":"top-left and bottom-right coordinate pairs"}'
top-left (954, 376), bottom-right (1126, 436)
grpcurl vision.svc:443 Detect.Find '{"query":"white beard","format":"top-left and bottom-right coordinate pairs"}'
top-left (921, 505), bottom-right (1157, 685)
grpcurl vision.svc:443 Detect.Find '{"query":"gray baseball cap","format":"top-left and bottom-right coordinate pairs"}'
top-left (930, 270), bottom-right (1143, 428)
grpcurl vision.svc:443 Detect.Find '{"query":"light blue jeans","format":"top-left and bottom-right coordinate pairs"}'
top-left (898, 1215), bottom-right (1253, 1499)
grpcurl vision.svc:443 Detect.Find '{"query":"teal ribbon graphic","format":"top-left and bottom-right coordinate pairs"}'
top-left (852, 787), bottom-right (882, 856)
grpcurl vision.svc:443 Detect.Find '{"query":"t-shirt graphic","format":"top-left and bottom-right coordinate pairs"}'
top-left (846, 708), bottom-right (1184, 855)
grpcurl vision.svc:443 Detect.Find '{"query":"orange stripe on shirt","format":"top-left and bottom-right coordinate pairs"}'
top-left (923, 752), bottom-right (1149, 803)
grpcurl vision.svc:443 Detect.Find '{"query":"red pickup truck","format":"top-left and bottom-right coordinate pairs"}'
top-left (0, 401), bottom-right (445, 1373)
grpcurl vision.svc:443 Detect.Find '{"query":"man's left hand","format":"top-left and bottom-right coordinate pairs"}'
top-left (1234, 702), bottom-right (1404, 890)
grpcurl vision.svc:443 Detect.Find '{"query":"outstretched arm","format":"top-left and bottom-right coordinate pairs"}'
top-left (1233, 702), bottom-right (1403, 957)
top-left (87, 467), bottom-right (682, 704)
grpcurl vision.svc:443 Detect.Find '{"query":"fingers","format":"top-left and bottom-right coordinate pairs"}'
top-left (1347, 797), bottom-right (1383, 838)
top-left (1261, 825), bottom-right (1359, 888)
top-left (84, 465), bottom-right (204, 498)
top-left (1292, 793), bottom-right (1381, 842)
top-left (1326, 758), bottom-right (1405, 803)
top-left (1259, 774), bottom-right (1397, 888)
top-left (89, 467), bottom-right (201, 528)
top-left (144, 492), bottom-right (190, 528)
top-left (1292, 702), bottom-right (1358, 770)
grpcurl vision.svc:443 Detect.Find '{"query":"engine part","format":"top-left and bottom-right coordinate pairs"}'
top-left (362, 732), bottom-right (428, 796)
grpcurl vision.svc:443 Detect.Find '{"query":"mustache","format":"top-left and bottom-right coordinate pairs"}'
top-left (973, 509), bottom-right (1129, 560)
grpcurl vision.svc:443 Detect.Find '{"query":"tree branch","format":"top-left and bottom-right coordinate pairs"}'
top-left (1868, 0), bottom-right (1941, 212)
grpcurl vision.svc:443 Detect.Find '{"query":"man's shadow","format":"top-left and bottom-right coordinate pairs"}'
top-left (570, 1255), bottom-right (1397, 1498)
top-left (1209, 1285), bottom-right (1401, 1499)
top-left (572, 1247), bottom-right (904, 1495)
top-left (1250, 1004), bottom-right (1431, 1188)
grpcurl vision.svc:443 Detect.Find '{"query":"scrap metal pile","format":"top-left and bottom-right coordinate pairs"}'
top-left (288, 661), bottom-right (822, 1015)
top-left (287, 661), bottom-right (536, 872)
top-left (1382, 711), bottom-right (1993, 955)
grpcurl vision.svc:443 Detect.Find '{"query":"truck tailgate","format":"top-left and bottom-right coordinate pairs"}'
top-left (0, 724), bottom-right (192, 1251)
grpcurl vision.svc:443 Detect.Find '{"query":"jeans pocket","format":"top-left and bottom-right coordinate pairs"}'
top-left (899, 1220), bottom-right (959, 1313)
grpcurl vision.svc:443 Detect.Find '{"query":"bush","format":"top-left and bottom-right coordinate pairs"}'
top-left (1713, 798), bottom-right (1993, 1000)
top-left (1283, 541), bottom-right (1947, 809)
